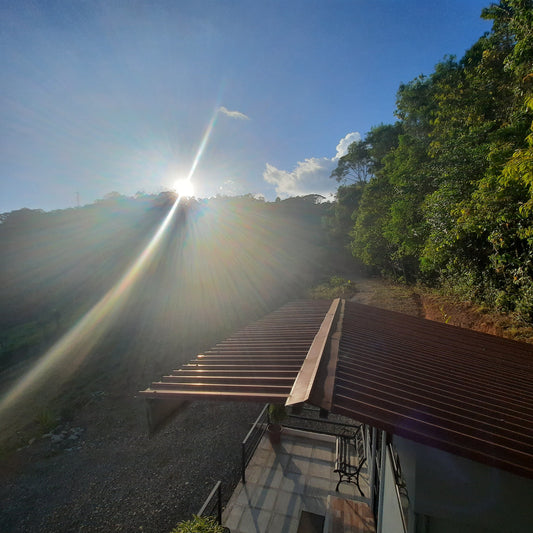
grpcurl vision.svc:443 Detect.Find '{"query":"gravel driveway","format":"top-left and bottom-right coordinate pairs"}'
top-left (1, 391), bottom-right (262, 532)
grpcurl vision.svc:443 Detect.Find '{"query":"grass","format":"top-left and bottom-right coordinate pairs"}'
top-left (308, 275), bottom-right (358, 300)
top-left (35, 407), bottom-right (58, 433)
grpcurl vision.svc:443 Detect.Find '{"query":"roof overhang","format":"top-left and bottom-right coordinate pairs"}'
top-left (140, 299), bottom-right (533, 479)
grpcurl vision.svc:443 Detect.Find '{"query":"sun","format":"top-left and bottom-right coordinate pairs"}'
top-left (174, 178), bottom-right (195, 198)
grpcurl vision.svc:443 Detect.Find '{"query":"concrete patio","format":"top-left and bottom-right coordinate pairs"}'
top-left (222, 428), bottom-right (370, 533)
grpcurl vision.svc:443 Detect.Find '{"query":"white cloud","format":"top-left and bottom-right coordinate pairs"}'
top-left (263, 132), bottom-right (360, 198)
top-left (263, 157), bottom-right (336, 199)
top-left (218, 179), bottom-right (246, 196)
top-left (335, 131), bottom-right (361, 160)
top-left (219, 106), bottom-right (250, 120)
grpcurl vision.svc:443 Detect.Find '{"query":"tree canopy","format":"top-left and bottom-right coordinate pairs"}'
top-left (327, 0), bottom-right (533, 319)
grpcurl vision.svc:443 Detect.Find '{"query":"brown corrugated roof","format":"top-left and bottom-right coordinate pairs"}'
top-left (332, 301), bottom-right (533, 479)
top-left (141, 299), bottom-right (533, 479)
top-left (140, 300), bottom-right (332, 403)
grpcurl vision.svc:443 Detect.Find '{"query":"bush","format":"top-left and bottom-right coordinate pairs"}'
top-left (268, 403), bottom-right (287, 424)
top-left (170, 515), bottom-right (226, 533)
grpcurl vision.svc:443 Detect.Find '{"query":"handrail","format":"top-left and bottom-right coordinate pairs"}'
top-left (198, 480), bottom-right (223, 524)
top-left (241, 404), bottom-right (268, 483)
top-left (283, 412), bottom-right (359, 437)
top-left (388, 444), bottom-right (409, 533)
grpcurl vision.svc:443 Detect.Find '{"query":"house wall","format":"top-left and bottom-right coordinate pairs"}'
top-left (380, 447), bottom-right (408, 533)
top-left (393, 436), bottom-right (533, 533)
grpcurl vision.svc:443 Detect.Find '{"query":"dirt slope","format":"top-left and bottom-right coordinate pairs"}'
top-left (351, 277), bottom-right (533, 343)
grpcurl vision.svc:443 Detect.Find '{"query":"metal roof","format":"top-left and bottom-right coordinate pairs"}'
top-left (140, 300), bottom-right (333, 403)
top-left (332, 301), bottom-right (533, 479)
top-left (141, 299), bottom-right (533, 479)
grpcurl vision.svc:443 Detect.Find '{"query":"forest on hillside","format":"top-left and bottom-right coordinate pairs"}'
top-left (0, 193), bottom-right (332, 403)
top-left (324, 0), bottom-right (533, 321)
top-left (0, 192), bottom-right (337, 532)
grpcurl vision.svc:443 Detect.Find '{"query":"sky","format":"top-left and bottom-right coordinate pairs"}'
top-left (1, 0), bottom-right (493, 213)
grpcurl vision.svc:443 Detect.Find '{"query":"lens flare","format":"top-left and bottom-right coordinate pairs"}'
top-left (0, 105), bottom-right (221, 421)
top-left (174, 178), bottom-right (195, 198)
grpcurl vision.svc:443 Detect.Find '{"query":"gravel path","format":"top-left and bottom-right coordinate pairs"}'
top-left (1, 391), bottom-right (262, 532)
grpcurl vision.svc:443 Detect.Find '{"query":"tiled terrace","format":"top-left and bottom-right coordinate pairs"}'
top-left (222, 428), bottom-right (370, 533)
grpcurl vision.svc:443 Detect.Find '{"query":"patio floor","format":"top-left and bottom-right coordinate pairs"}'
top-left (222, 428), bottom-right (370, 533)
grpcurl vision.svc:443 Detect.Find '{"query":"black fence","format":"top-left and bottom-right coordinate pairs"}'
top-left (241, 404), bottom-right (268, 483)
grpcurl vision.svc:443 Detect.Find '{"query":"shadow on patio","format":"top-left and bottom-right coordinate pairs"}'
top-left (222, 427), bottom-right (373, 533)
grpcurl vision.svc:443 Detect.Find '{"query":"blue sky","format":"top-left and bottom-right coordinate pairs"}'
top-left (1, 0), bottom-right (492, 212)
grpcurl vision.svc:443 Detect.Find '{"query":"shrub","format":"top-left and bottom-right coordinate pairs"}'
top-left (268, 403), bottom-right (287, 425)
top-left (170, 515), bottom-right (226, 533)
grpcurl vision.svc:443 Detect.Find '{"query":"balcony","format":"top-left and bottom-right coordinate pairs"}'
top-left (221, 427), bottom-right (374, 533)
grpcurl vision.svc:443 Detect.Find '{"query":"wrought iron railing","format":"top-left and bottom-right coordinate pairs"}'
top-left (284, 405), bottom-right (359, 436)
top-left (389, 445), bottom-right (409, 532)
top-left (241, 404), bottom-right (360, 484)
top-left (241, 404), bottom-right (268, 483)
top-left (197, 480), bottom-right (223, 524)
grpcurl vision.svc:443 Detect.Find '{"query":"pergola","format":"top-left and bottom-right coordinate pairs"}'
top-left (140, 299), bottom-right (533, 480)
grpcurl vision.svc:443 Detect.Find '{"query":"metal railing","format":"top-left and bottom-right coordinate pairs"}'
top-left (241, 404), bottom-right (360, 484)
top-left (241, 404), bottom-right (268, 483)
top-left (197, 480), bottom-right (223, 524)
top-left (284, 405), bottom-right (359, 436)
top-left (389, 445), bottom-right (409, 533)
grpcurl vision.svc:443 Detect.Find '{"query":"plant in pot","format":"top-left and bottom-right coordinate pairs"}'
top-left (267, 403), bottom-right (287, 445)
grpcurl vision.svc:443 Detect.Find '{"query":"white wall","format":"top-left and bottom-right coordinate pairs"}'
top-left (380, 448), bottom-right (408, 533)
top-left (393, 436), bottom-right (533, 533)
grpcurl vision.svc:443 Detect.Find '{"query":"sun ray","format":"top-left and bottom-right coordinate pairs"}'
top-left (174, 178), bottom-right (195, 198)
top-left (0, 105), bottom-right (222, 420)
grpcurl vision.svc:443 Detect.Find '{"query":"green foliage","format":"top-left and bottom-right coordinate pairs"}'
top-left (308, 276), bottom-right (357, 300)
top-left (331, 139), bottom-right (371, 183)
top-left (35, 408), bottom-right (57, 433)
top-left (268, 403), bottom-right (287, 425)
top-left (330, 124), bottom-right (402, 184)
top-left (331, 1), bottom-right (533, 321)
top-left (171, 515), bottom-right (226, 533)
top-left (322, 183), bottom-right (365, 250)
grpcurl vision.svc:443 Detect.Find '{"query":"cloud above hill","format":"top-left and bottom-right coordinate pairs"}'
top-left (263, 131), bottom-right (361, 198)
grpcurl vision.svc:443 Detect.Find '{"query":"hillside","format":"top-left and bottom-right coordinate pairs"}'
top-left (350, 277), bottom-right (533, 343)
top-left (0, 194), bottom-right (332, 444)
top-left (1, 191), bottom-right (532, 532)
top-left (2, 271), bottom-right (532, 532)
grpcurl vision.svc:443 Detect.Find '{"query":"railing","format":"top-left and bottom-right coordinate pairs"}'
top-left (198, 480), bottom-right (223, 525)
top-left (389, 445), bottom-right (409, 533)
top-left (241, 404), bottom-right (269, 483)
top-left (369, 428), bottom-right (383, 521)
top-left (284, 405), bottom-right (359, 436)
top-left (241, 404), bottom-right (360, 484)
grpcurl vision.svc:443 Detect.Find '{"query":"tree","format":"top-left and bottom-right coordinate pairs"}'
top-left (330, 124), bottom-right (402, 184)
top-left (323, 183), bottom-right (365, 250)
top-left (331, 139), bottom-right (371, 184)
